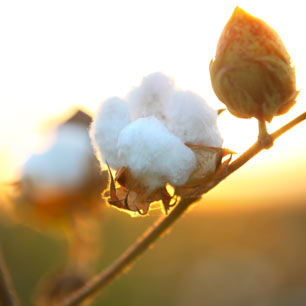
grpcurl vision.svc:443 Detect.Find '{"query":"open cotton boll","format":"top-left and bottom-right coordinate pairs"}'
top-left (22, 123), bottom-right (93, 191)
top-left (117, 116), bottom-right (196, 190)
top-left (127, 73), bottom-right (174, 121)
top-left (90, 97), bottom-right (130, 170)
top-left (166, 91), bottom-right (223, 147)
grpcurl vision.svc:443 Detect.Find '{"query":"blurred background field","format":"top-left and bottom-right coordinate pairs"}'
top-left (1, 0), bottom-right (306, 305)
top-left (1, 199), bottom-right (306, 306)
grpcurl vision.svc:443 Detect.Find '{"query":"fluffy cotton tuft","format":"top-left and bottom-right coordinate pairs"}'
top-left (90, 97), bottom-right (130, 169)
top-left (166, 91), bottom-right (223, 147)
top-left (117, 116), bottom-right (196, 190)
top-left (22, 123), bottom-right (93, 191)
top-left (127, 72), bottom-right (174, 121)
top-left (91, 73), bottom-right (223, 197)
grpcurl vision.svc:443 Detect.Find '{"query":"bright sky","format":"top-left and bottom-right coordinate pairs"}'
top-left (0, 0), bottom-right (305, 207)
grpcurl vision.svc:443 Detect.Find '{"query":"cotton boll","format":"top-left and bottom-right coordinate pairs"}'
top-left (166, 91), bottom-right (223, 147)
top-left (127, 73), bottom-right (174, 121)
top-left (117, 116), bottom-right (196, 190)
top-left (90, 97), bottom-right (130, 170)
top-left (22, 123), bottom-right (93, 192)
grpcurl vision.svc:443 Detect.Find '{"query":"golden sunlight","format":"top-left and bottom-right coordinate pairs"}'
top-left (1, 3), bottom-right (306, 305)
top-left (0, 0), bottom-right (305, 209)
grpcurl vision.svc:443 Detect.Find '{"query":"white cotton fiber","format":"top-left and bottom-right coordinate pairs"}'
top-left (23, 123), bottom-right (92, 191)
top-left (90, 97), bottom-right (130, 169)
top-left (166, 91), bottom-right (223, 147)
top-left (117, 116), bottom-right (196, 190)
top-left (127, 73), bottom-right (174, 121)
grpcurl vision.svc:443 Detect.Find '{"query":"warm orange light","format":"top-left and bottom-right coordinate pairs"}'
top-left (0, 0), bottom-right (305, 210)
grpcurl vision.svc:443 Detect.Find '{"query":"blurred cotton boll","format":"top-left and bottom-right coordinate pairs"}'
top-left (12, 111), bottom-right (109, 305)
top-left (166, 90), bottom-right (223, 147)
top-left (15, 110), bottom-right (108, 229)
top-left (23, 124), bottom-right (92, 192)
top-left (118, 116), bottom-right (196, 190)
top-left (127, 72), bottom-right (174, 121)
top-left (90, 97), bottom-right (130, 170)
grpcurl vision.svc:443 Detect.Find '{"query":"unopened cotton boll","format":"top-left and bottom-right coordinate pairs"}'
top-left (127, 72), bottom-right (174, 121)
top-left (166, 91), bottom-right (223, 147)
top-left (22, 124), bottom-right (93, 191)
top-left (90, 97), bottom-right (130, 170)
top-left (117, 116), bottom-right (197, 190)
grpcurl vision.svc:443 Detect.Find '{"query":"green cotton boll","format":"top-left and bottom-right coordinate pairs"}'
top-left (210, 6), bottom-right (298, 122)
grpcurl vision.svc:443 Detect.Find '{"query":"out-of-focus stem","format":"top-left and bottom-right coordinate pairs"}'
top-left (61, 110), bottom-right (306, 306)
top-left (0, 248), bottom-right (19, 306)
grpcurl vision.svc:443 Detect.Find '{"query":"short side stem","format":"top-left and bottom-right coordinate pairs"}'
top-left (258, 119), bottom-right (273, 148)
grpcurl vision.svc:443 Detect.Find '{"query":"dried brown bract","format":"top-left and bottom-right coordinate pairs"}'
top-left (105, 145), bottom-right (233, 215)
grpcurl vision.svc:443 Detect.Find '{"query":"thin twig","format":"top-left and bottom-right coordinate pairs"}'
top-left (192, 111), bottom-right (306, 195)
top-left (230, 111), bottom-right (306, 172)
top-left (0, 247), bottom-right (19, 306)
top-left (61, 111), bottom-right (306, 306)
top-left (60, 197), bottom-right (199, 306)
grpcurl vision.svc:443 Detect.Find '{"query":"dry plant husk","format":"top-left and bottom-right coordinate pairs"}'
top-left (106, 144), bottom-right (232, 215)
top-left (34, 268), bottom-right (91, 306)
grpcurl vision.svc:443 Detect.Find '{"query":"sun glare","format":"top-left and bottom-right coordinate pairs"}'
top-left (0, 0), bottom-right (305, 207)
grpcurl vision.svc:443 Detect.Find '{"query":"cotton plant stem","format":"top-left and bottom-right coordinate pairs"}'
top-left (192, 111), bottom-right (306, 195)
top-left (60, 196), bottom-right (199, 306)
top-left (0, 248), bottom-right (19, 306)
top-left (61, 110), bottom-right (306, 306)
top-left (230, 111), bottom-right (306, 173)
